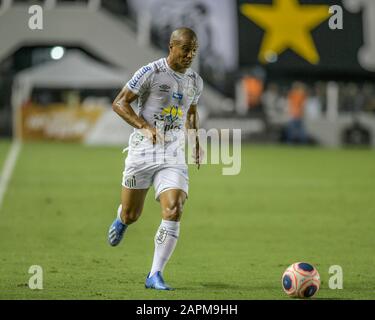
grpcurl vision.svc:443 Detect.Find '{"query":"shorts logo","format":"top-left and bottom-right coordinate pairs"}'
top-left (124, 175), bottom-right (136, 188)
top-left (131, 132), bottom-right (144, 148)
top-left (156, 227), bottom-right (168, 244)
top-left (129, 66), bottom-right (152, 89)
top-left (159, 84), bottom-right (170, 92)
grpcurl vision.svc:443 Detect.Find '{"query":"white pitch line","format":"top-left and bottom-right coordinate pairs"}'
top-left (0, 140), bottom-right (22, 210)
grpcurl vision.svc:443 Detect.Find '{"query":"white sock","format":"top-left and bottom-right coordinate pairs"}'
top-left (149, 220), bottom-right (180, 277)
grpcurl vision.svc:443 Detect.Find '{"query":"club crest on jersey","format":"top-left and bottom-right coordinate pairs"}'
top-left (124, 175), bottom-right (136, 188)
top-left (172, 92), bottom-right (183, 100)
top-left (187, 87), bottom-right (195, 97)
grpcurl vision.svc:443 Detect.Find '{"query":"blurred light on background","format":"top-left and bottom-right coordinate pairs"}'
top-left (264, 51), bottom-right (278, 63)
top-left (50, 46), bottom-right (65, 60)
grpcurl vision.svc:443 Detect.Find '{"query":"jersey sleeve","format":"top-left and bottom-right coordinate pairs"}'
top-left (191, 75), bottom-right (204, 105)
top-left (125, 63), bottom-right (154, 96)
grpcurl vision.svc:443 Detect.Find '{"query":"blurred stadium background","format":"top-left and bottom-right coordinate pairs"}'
top-left (0, 0), bottom-right (374, 300)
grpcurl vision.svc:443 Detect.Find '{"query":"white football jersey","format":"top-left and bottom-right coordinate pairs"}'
top-left (124, 58), bottom-right (203, 164)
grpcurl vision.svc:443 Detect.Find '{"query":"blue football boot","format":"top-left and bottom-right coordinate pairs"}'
top-left (108, 218), bottom-right (127, 246)
top-left (145, 272), bottom-right (174, 290)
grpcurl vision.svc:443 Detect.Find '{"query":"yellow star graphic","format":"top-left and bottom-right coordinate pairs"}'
top-left (241, 0), bottom-right (331, 64)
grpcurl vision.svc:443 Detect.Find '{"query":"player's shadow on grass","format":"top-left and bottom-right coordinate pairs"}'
top-left (311, 297), bottom-right (351, 300)
top-left (180, 283), bottom-right (349, 300)
top-left (178, 282), bottom-right (252, 291)
top-left (201, 282), bottom-right (242, 290)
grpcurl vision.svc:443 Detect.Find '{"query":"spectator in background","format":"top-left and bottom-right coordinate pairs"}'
top-left (304, 85), bottom-right (323, 120)
top-left (262, 83), bottom-right (279, 122)
top-left (286, 82), bottom-right (308, 144)
top-left (341, 83), bottom-right (365, 113)
top-left (315, 81), bottom-right (327, 114)
top-left (262, 82), bottom-right (288, 125)
top-left (242, 74), bottom-right (264, 113)
top-left (363, 83), bottom-right (375, 114)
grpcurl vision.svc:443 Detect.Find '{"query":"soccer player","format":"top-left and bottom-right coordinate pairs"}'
top-left (108, 27), bottom-right (203, 290)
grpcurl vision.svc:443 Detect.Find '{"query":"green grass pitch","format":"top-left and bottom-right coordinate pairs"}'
top-left (0, 140), bottom-right (374, 299)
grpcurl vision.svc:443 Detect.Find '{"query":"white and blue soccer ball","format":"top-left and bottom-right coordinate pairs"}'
top-left (282, 262), bottom-right (320, 298)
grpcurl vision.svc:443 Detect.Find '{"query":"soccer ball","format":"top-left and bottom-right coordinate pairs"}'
top-left (281, 262), bottom-right (320, 298)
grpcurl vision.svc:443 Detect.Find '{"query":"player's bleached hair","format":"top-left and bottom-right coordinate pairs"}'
top-left (169, 27), bottom-right (197, 46)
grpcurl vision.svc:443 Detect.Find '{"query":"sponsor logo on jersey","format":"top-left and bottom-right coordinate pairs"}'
top-left (159, 84), bottom-right (171, 92)
top-left (161, 105), bottom-right (183, 122)
top-left (129, 66), bottom-right (152, 89)
top-left (154, 105), bottom-right (183, 132)
top-left (172, 92), bottom-right (183, 100)
top-left (124, 175), bottom-right (136, 188)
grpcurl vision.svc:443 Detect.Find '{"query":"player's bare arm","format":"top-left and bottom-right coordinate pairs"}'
top-left (112, 88), bottom-right (157, 144)
top-left (186, 103), bottom-right (199, 130)
top-left (186, 103), bottom-right (202, 168)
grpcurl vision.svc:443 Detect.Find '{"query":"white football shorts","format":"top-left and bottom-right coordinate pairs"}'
top-left (122, 160), bottom-right (189, 201)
